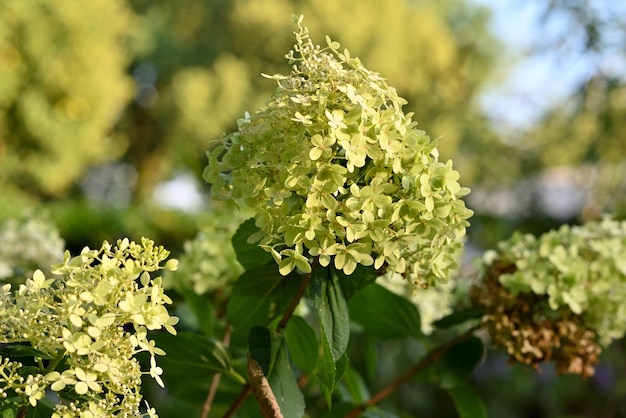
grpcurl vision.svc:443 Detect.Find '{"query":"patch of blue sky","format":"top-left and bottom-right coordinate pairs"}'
top-left (471, 0), bottom-right (626, 130)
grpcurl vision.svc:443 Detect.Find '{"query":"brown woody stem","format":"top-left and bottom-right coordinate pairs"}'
top-left (222, 260), bottom-right (317, 417)
top-left (222, 384), bottom-right (252, 418)
top-left (202, 324), bottom-right (232, 418)
top-left (277, 260), bottom-right (316, 331)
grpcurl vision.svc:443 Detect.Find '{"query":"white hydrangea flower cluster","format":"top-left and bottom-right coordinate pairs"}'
top-left (163, 206), bottom-right (248, 296)
top-left (0, 213), bottom-right (64, 284)
top-left (204, 16), bottom-right (473, 286)
top-left (0, 238), bottom-right (178, 417)
top-left (474, 217), bottom-right (626, 377)
top-left (483, 217), bottom-right (626, 345)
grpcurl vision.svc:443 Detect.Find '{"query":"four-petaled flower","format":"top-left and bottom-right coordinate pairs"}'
top-left (149, 356), bottom-right (164, 388)
top-left (74, 367), bottom-right (102, 395)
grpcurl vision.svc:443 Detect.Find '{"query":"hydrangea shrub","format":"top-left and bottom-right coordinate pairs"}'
top-left (163, 206), bottom-right (248, 296)
top-left (204, 16), bottom-right (473, 287)
top-left (6, 12), bottom-right (626, 418)
top-left (472, 217), bottom-right (626, 377)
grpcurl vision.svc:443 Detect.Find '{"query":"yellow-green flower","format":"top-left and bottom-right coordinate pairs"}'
top-left (204, 17), bottom-right (472, 286)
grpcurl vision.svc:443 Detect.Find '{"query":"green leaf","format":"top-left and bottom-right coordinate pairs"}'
top-left (335, 351), bottom-right (349, 386)
top-left (0, 407), bottom-right (17, 418)
top-left (0, 411), bottom-right (14, 418)
top-left (318, 329), bottom-right (336, 406)
top-left (284, 316), bottom-right (318, 373)
top-left (248, 328), bottom-right (304, 418)
top-left (362, 407), bottom-right (401, 418)
top-left (25, 396), bottom-right (55, 418)
top-left (339, 365), bottom-right (370, 404)
top-left (447, 382), bottom-right (488, 418)
top-left (178, 286), bottom-right (215, 336)
top-left (310, 266), bottom-right (350, 360)
top-left (248, 326), bottom-right (275, 375)
top-left (309, 267), bottom-right (350, 406)
top-left (267, 337), bottom-right (305, 418)
top-left (152, 331), bottom-right (244, 396)
top-left (437, 336), bottom-right (484, 389)
top-left (348, 283), bottom-right (422, 339)
top-left (335, 264), bottom-right (378, 300)
top-left (231, 218), bottom-right (273, 270)
top-left (364, 336), bottom-right (378, 383)
top-left (433, 307), bottom-right (484, 329)
top-left (0, 344), bottom-right (55, 360)
top-left (227, 263), bottom-right (301, 338)
top-left (320, 403), bottom-right (357, 418)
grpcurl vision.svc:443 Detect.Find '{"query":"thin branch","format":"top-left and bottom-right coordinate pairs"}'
top-left (223, 384), bottom-right (252, 418)
top-left (345, 325), bottom-right (482, 418)
top-left (202, 324), bottom-right (232, 418)
top-left (278, 260), bottom-right (316, 331)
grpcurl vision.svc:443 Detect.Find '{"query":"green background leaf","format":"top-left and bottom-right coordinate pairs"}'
top-left (320, 403), bottom-right (358, 418)
top-left (152, 331), bottom-right (243, 397)
top-left (447, 382), bottom-right (488, 418)
top-left (284, 316), bottom-right (318, 374)
top-left (433, 307), bottom-right (484, 329)
top-left (248, 326), bottom-right (274, 376)
top-left (339, 365), bottom-right (370, 404)
top-left (0, 344), bottom-right (55, 360)
top-left (25, 396), bottom-right (55, 418)
top-left (363, 407), bottom-right (401, 418)
top-left (437, 336), bottom-right (484, 389)
top-left (0, 408), bottom-right (16, 418)
top-left (348, 283), bottom-right (422, 339)
top-left (227, 263), bottom-right (301, 338)
top-left (335, 264), bottom-right (378, 300)
top-left (177, 286), bottom-right (215, 336)
top-left (231, 218), bottom-right (273, 270)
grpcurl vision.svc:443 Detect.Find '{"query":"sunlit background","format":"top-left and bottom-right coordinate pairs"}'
top-left (1, 0), bottom-right (625, 416)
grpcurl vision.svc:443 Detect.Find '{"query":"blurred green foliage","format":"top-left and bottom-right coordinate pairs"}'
top-left (0, 0), bottom-right (134, 197)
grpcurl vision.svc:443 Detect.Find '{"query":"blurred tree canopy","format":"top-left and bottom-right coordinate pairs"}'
top-left (502, 0), bottom-right (626, 217)
top-left (121, 0), bottom-right (499, 196)
top-left (0, 0), bottom-right (504, 249)
top-left (0, 0), bottom-right (134, 198)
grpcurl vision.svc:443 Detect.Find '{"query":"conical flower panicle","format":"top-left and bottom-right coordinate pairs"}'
top-left (205, 16), bottom-right (473, 287)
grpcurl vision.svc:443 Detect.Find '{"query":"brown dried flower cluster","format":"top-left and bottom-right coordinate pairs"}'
top-left (472, 260), bottom-right (602, 379)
